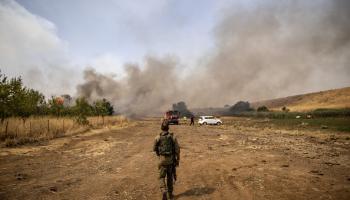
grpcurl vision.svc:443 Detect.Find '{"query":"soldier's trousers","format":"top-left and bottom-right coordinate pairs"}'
top-left (159, 164), bottom-right (173, 193)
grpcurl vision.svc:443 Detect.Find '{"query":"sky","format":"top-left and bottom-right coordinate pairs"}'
top-left (1, 0), bottom-right (349, 112)
top-left (1, 0), bottom-right (235, 95)
top-left (8, 0), bottom-right (226, 73)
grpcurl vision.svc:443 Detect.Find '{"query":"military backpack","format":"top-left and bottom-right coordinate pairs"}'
top-left (158, 133), bottom-right (174, 156)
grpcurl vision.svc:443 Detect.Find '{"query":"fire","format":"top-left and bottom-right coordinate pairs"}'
top-left (55, 97), bottom-right (64, 105)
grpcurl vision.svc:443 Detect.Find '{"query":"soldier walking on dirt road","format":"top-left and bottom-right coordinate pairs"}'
top-left (190, 116), bottom-right (195, 126)
top-left (153, 120), bottom-right (180, 200)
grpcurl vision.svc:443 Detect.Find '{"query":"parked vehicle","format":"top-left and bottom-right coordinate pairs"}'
top-left (198, 116), bottom-right (222, 125)
top-left (165, 110), bottom-right (180, 125)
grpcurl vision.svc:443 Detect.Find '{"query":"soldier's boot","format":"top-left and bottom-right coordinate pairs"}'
top-left (162, 192), bottom-right (167, 200)
top-left (167, 192), bottom-right (173, 200)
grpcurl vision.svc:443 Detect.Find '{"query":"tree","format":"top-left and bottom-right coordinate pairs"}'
top-left (103, 98), bottom-right (114, 116)
top-left (257, 106), bottom-right (269, 112)
top-left (0, 71), bottom-right (116, 122)
top-left (73, 97), bottom-right (93, 125)
top-left (93, 98), bottom-right (114, 125)
top-left (0, 72), bottom-right (10, 121)
top-left (20, 89), bottom-right (45, 119)
top-left (229, 101), bottom-right (253, 114)
top-left (94, 100), bottom-right (107, 116)
top-left (0, 72), bottom-right (45, 121)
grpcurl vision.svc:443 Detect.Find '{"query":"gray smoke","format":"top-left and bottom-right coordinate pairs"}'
top-left (77, 0), bottom-right (350, 116)
top-left (78, 56), bottom-right (181, 116)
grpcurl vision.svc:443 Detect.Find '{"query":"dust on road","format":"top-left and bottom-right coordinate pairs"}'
top-left (0, 118), bottom-right (349, 200)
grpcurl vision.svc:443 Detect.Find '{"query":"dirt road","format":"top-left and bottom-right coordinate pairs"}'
top-left (0, 118), bottom-right (349, 200)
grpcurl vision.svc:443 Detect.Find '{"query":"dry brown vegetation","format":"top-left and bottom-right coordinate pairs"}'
top-left (0, 117), bottom-right (349, 199)
top-left (0, 116), bottom-right (129, 147)
top-left (251, 87), bottom-right (350, 111)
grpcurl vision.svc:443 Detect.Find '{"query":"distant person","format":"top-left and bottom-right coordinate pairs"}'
top-left (153, 120), bottom-right (180, 200)
top-left (190, 116), bottom-right (195, 126)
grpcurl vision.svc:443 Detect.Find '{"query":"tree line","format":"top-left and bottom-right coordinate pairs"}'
top-left (0, 71), bottom-right (114, 122)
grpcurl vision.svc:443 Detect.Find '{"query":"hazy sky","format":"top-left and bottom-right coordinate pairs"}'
top-left (11, 0), bottom-right (230, 71)
top-left (1, 0), bottom-right (349, 110)
top-left (16, 0), bottom-right (223, 65)
top-left (1, 0), bottom-right (237, 95)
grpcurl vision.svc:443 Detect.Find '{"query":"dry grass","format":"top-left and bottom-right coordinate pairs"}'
top-left (0, 116), bottom-right (129, 147)
top-left (252, 87), bottom-right (350, 111)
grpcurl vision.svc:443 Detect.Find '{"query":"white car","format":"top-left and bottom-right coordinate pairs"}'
top-left (198, 116), bottom-right (222, 125)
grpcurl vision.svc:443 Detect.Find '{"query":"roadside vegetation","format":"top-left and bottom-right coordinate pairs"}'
top-left (222, 116), bottom-right (350, 133)
top-left (0, 116), bottom-right (128, 147)
top-left (224, 101), bottom-right (350, 132)
top-left (234, 108), bottom-right (350, 119)
top-left (0, 71), bottom-right (127, 147)
top-left (269, 117), bottom-right (350, 133)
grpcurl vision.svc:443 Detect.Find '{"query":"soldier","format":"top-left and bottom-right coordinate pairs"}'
top-left (153, 120), bottom-right (180, 200)
top-left (190, 116), bottom-right (194, 126)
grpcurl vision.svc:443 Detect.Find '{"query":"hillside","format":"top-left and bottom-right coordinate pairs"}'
top-left (251, 87), bottom-right (350, 112)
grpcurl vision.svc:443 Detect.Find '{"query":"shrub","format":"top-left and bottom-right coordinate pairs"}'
top-left (282, 106), bottom-right (290, 112)
top-left (229, 101), bottom-right (253, 114)
top-left (75, 115), bottom-right (89, 125)
top-left (257, 106), bottom-right (269, 112)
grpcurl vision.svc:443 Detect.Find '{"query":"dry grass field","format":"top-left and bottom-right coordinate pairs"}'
top-left (0, 117), bottom-right (349, 200)
top-left (0, 116), bottom-right (129, 147)
top-left (251, 87), bottom-right (350, 111)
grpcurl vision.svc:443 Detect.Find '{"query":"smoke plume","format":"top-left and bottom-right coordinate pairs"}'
top-left (0, 0), bottom-right (78, 96)
top-left (78, 56), bottom-right (181, 116)
top-left (77, 0), bottom-right (350, 116)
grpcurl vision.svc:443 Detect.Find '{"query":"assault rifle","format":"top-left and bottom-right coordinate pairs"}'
top-left (172, 136), bottom-right (178, 183)
top-left (172, 156), bottom-right (178, 182)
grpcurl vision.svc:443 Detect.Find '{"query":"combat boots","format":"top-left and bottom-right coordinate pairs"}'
top-left (167, 192), bottom-right (173, 200)
top-left (162, 191), bottom-right (167, 200)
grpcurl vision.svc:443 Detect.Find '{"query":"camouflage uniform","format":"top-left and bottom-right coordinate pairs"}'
top-left (153, 130), bottom-right (180, 199)
top-left (190, 116), bottom-right (194, 126)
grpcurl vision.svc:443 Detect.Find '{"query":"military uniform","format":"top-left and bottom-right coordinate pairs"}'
top-left (190, 116), bottom-right (194, 126)
top-left (153, 131), bottom-right (180, 199)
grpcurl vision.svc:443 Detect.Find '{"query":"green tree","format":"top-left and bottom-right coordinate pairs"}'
top-left (93, 98), bottom-right (114, 124)
top-left (0, 71), bottom-right (116, 122)
top-left (0, 72), bottom-right (11, 121)
top-left (20, 89), bottom-right (45, 119)
top-left (73, 97), bottom-right (93, 125)
top-left (0, 72), bottom-right (45, 121)
top-left (102, 98), bottom-right (114, 116)
top-left (94, 99), bottom-right (108, 116)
